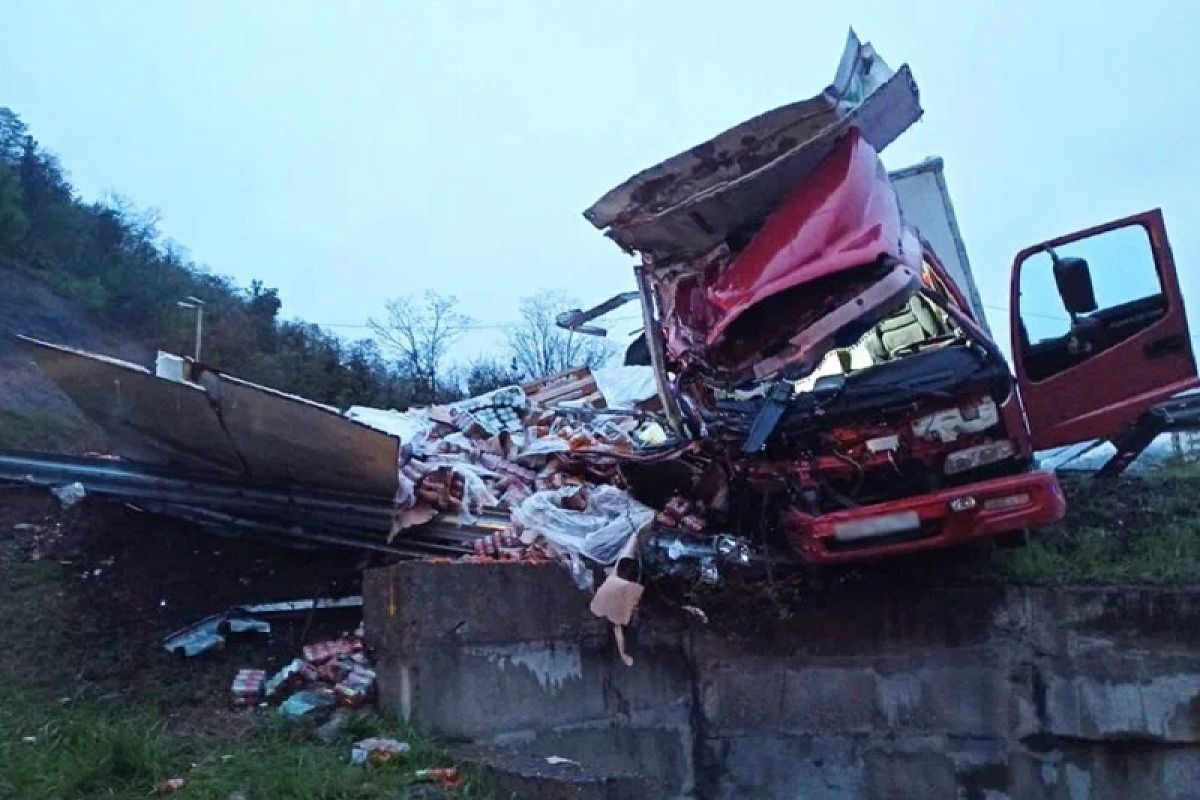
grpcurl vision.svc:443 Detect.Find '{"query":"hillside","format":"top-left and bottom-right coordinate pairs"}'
top-left (0, 259), bottom-right (151, 451)
top-left (0, 104), bottom-right (440, 453)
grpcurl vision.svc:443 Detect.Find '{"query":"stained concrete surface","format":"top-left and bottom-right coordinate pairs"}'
top-left (364, 563), bottom-right (1200, 799)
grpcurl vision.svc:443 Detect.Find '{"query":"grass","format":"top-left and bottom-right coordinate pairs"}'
top-left (0, 562), bottom-right (494, 799)
top-left (0, 699), bottom-right (490, 800)
top-left (0, 703), bottom-right (176, 800)
top-left (984, 459), bottom-right (1200, 585)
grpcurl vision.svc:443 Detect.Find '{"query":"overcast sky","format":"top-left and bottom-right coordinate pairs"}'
top-left (3, 1), bottom-right (1198, 363)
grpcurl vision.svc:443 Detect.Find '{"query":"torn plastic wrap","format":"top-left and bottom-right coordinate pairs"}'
top-left (512, 485), bottom-right (655, 588)
top-left (449, 462), bottom-right (499, 526)
top-left (344, 406), bottom-right (437, 450)
top-left (592, 366), bottom-right (658, 408)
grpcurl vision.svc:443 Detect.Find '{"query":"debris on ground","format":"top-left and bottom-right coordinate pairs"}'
top-left (6, 351), bottom-right (757, 665)
top-left (278, 687), bottom-right (336, 721)
top-left (217, 619), bottom-right (381, 727)
top-left (351, 737), bottom-right (412, 765)
top-left (243, 596), bottom-right (363, 614)
top-left (412, 767), bottom-right (462, 790)
top-left (50, 481), bottom-right (85, 507)
top-left (162, 610), bottom-right (272, 657)
top-left (302, 636), bottom-right (362, 664)
top-left (154, 776), bottom-right (188, 794)
top-left (264, 658), bottom-right (320, 700)
top-left (230, 668), bottom-right (267, 708)
top-left (165, 597), bottom-right (367, 660)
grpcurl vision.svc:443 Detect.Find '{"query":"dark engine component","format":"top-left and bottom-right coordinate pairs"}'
top-left (716, 343), bottom-right (1010, 450)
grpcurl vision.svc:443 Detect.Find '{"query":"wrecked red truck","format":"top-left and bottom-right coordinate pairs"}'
top-left (9, 32), bottom-right (1199, 584)
top-left (570, 32), bottom-right (1200, 566)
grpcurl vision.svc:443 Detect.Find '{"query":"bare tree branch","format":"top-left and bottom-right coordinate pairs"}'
top-left (507, 291), bottom-right (615, 379)
top-left (369, 291), bottom-right (470, 403)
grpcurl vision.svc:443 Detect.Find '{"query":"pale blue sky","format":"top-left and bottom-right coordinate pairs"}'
top-left (2, 1), bottom-right (1198, 362)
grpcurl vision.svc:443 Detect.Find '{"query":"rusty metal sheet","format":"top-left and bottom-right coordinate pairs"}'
top-left (196, 369), bottom-right (400, 497)
top-left (584, 30), bottom-right (921, 261)
top-left (16, 335), bottom-right (245, 477)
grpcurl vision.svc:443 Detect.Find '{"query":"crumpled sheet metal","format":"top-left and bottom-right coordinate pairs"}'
top-left (163, 597), bottom-right (363, 658)
top-left (195, 368), bottom-right (401, 497)
top-left (17, 336), bottom-right (245, 478)
top-left (583, 29), bottom-right (922, 262)
top-left (19, 336), bottom-right (402, 497)
top-left (162, 611), bottom-right (271, 657)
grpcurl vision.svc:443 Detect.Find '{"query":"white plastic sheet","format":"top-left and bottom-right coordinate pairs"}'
top-left (512, 485), bottom-right (654, 587)
top-left (592, 366), bottom-right (657, 408)
top-left (344, 406), bottom-right (435, 449)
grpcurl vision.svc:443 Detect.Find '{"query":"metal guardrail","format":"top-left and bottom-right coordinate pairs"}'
top-left (0, 449), bottom-right (490, 558)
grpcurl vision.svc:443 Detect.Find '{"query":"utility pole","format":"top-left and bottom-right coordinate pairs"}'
top-left (177, 296), bottom-right (205, 362)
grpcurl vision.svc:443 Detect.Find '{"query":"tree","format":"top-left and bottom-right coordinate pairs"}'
top-left (370, 291), bottom-right (469, 405)
top-left (462, 355), bottom-right (520, 396)
top-left (507, 291), bottom-right (615, 380)
top-left (0, 163), bottom-right (28, 254)
top-left (0, 108), bottom-right (28, 165)
top-left (245, 280), bottom-right (282, 348)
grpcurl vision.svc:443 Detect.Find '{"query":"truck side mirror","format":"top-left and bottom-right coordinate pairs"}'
top-left (1049, 250), bottom-right (1098, 316)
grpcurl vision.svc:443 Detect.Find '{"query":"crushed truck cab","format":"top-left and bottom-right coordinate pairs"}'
top-left (577, 31), bottom-right (1197, 566)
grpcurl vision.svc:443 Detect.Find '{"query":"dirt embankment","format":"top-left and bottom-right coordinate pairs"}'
top-left (0, 487), bottom-right (370, 716)
top-left (0, 261), bottom-right (151, 452)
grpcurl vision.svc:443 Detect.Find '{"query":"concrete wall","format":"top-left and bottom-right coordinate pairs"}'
top-left (364, 563), bottom-right (1200, 799)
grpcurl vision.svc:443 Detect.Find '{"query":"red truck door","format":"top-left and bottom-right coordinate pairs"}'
top-left (1010, 209), bottom-right (1199, 450)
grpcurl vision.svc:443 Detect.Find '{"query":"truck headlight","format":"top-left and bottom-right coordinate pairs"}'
top-left (943, 439), bottom-right (1016, 475)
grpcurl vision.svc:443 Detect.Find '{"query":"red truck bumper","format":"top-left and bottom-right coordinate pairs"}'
top-left (781, 470), bottom-right (1066, 565)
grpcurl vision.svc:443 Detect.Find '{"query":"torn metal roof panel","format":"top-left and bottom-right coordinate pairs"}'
top-left (16, 335), bottom-right (246, 478)
top-left (583, 30), bottom-right (922, 262)
top-left (195, 368), bottom-right (401, 497)
top-left (18, 336), bottom-right (402, 496)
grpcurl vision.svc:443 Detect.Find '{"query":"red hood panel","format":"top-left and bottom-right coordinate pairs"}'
top-left (705, 130), bottom-right (919, 350)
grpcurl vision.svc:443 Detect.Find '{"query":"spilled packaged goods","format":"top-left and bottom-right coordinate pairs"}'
top-left (230, 669), bottom-right (267, 708)
top-left (227, 625), bottom-right (379, 722)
